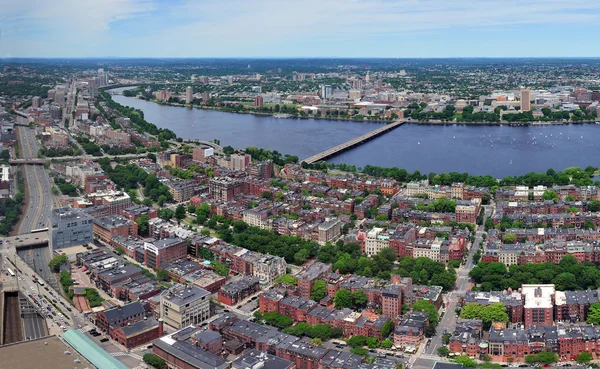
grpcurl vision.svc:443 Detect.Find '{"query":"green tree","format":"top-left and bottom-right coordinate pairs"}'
top-left (442, 333), bottom-right (452, 344)
top-left (536, 351), bottom-right (558, 364)
top-left (412, 300), bottom-right (439, 325)
top-left (310, 324), bottom-right (333, 339)
top-left (135, 214), bottom-right (150, 236)
top-left (502, 233), bottom-right (517, 244)
top-left (347, 335), bottom-right (367, 347)
top-left (587, 302), bottom-right (600, 324)
top-left (366, 337), bottom-right (379, 348)
top-left (350, 347), bottom-right (369, 356)
top-left (542, 190), bottom-right (558, 201)
top-left (156, 269), bottom-right (170, 281)
top-left (437, 346), bottom-right (450, 357)
top-left (479, 303), bottom-right (509, 325)
top-left (310, 280), bottom-right (327, 301)
top-left (453, 355), bottom-right (476, 368)
top-left (114, 247), bottom-right (125, 255)
top-left (158, 208), bottom-right (174, 221)
top-left (589, 199), bottom-right (600, 212)
top-left (143, 353), bottom-right (166, 369)
top-left (261, 191), bottom-right (273, 200)
top-left (223, 146), bottom-right (235, 155)
top-left (175, 204), bottom-right (187, 221)
top-left (334, 289), bottom-right (354, 309)
top-left (352, 290), bottom-right (368, 308)
top-left (381, 319), bottom-right (394, 338)
top-left (311, 337), bottom-right (322, 346)
top-left (275, 274), bottom-right (297, 286)
top-left (381, 339), bottom-right (393, 348)
top-left (576, 352), bottom-right (592, 363)
top-left (48, 254), bottom-right (69, 272)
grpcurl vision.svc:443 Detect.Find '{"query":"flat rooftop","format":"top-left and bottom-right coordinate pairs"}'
top-left (0, 335), bottom-right (93, 369)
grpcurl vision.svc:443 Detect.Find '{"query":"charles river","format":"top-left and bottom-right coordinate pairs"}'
top-left (111, 89), bottom-right (600, 177)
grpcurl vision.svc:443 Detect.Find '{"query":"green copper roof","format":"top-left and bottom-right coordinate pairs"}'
top-left (62, 329), bottom-right (130, 369)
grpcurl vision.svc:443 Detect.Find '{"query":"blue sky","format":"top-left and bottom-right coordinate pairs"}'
top-left (2, 0), bottom-right (600, 58)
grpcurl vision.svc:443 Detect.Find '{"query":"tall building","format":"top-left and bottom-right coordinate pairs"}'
top-left (160, 285), bottom-right (211, 329)
top-left (143, 237), bottom-right (187, 269)
top-left (185, 86), bottom-right (192, 104)
top-left (522, 284), bottom-right (555, 327)
top-left (230, 153), bottom-right (251, 171)
top-left (254, 95), bottom-right (264, 108)
top-left (54, 88), bottom-right (66, 107)
top-left (51, 208), bottom-right (94, 250)
top-left (520, 88), bottom-right (531, 112)
top-left (98, 68), bottom-right (108, 85)
top-left (321, 85), bottom-right (332, 99)
top-left (31, 96), bottom-right (41, 109)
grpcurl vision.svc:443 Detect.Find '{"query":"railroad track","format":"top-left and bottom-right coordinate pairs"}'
top-left (3, 292), bottom-right (23, 344)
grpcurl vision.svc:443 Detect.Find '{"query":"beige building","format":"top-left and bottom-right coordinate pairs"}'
top-left (185, 86), bottom-right (192, 104)
top-left (520, 88), bottom-right (531, 111)
top-left (318, 218), bottom-right (342, 245)
top-left (364, 227), bottom-right (390, 256)
top-left (160, 285), bottom-right (211, 329)
top-left (252, 255), bottom-right (287, 285)
top-left (412, 238), bottom-right (442, 262)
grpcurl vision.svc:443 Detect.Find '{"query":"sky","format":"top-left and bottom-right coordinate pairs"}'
top-left (2, 0), bottom-right (600, 58)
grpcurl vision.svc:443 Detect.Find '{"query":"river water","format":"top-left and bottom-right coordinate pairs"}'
top-left (110, 88), bottom-right (600, 177)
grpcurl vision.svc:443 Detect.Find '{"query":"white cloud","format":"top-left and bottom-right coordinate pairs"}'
top-left (2, 0), bottom-right (600, 56)
top-left (137, 0), bottom-right (600, 56)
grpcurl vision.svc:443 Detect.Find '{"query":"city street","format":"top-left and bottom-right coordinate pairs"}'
top-left (412, 205), bottom-right (493, 368)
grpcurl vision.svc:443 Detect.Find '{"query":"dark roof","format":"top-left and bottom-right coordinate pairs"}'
top-left (232, 349), bottom-right (294, 369)
top-left (433, 363), bottom-right (464, 369)
top-left (153, 338), bottom-right (227, 369)
top-left (103, 301), bottom-right (145, 326)
top-left (120, 318), bottom-right (159, 337)
top-left (194, 329), bottom-right (221, 344)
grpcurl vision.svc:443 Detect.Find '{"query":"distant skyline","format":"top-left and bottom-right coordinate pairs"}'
top-left (2, 0), bottom-right (600, 58)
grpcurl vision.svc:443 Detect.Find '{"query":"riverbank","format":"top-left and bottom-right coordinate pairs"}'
top-left (406, 120), bottom-right (600, 126)
top-left (106, 86), bottom-right (600, 126)
top-left (141, 99), bottom-right (395, 124)
top-left (126, 96), bottom-right (600, 126)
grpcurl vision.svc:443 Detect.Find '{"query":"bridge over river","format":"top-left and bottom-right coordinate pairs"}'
top-left (302, 120), bottom-right (405, 164)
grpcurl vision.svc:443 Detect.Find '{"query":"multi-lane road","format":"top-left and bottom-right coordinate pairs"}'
top-left (17, 123), bottom-right (61, 234)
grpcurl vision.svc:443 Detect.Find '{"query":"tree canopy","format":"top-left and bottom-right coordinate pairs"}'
top-left (470, 256), bottom-right (600, 291)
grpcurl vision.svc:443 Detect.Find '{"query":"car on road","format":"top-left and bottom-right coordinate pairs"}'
top-left (100, 338), bottom-right (109, 343)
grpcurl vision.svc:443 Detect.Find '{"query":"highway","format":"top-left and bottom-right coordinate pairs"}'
top-left (17, 124), bottom-right (62, 234)
top-left (19, 293), bottom-right (47, 340)
top-left (9, 152), bottom-right (148, 165)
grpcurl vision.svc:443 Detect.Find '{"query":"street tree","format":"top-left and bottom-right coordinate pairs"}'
top-left (310, 280), bottom-right (327, 301)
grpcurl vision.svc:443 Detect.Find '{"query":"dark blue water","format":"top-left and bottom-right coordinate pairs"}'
top-left (111, 88), bottom-right (600, 177)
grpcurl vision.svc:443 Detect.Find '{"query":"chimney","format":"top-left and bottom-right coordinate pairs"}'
top-left (158, 318), bottom-right (164, 337)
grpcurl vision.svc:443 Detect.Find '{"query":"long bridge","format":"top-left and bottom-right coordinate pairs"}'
top-left (302, 120), bottom-right (405, 164)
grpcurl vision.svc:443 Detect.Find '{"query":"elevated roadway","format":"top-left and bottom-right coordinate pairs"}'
top-left (16, 126), bottom-right (62, 234)
top-left (9, 152), bottom-right (148, 165)
top-left (302, 120), bottom-right (404, 164)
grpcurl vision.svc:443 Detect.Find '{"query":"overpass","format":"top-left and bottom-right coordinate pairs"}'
top-left (302, 120), bottom-right (405, 164)
top-left (195, 140), bottom-right (223, 153)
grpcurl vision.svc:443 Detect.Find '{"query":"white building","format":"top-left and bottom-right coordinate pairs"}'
top-left (160, 284), bottom-right (211, 329)
top-left (364, 227), bottom-right (390, 256)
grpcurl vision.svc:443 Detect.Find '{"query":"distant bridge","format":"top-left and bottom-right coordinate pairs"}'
top-left (302, 120), bottom-right (405, 164)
